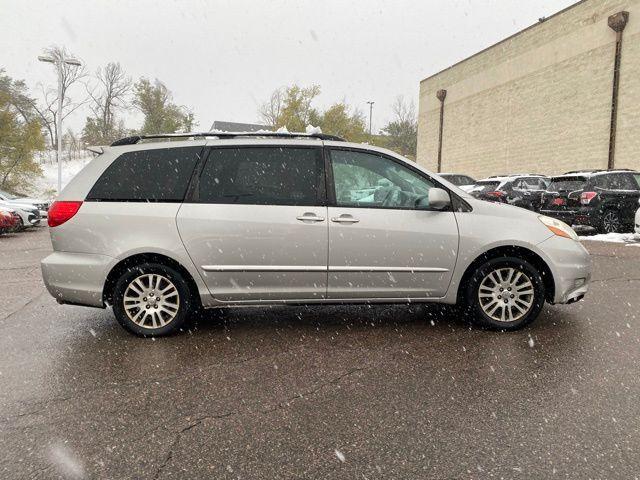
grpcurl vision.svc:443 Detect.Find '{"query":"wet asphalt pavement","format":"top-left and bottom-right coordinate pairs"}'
top-left (1, 227), bottom-right (639, 479)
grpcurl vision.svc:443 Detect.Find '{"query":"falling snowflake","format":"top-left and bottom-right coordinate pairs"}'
top-left (528, 336), bottom-right (535, 348)
top-left (335, 449), bottom-right (345, 463)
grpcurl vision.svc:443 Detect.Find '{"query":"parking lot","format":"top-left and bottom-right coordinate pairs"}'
top-left (1, 226), bottom-right (639, 479)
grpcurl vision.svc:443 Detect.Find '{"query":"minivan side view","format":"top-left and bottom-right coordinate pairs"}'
top-left (41, 132), bottom-right (591, 336)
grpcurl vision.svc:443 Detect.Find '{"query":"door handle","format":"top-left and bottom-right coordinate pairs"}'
top-left (296, 213), bottom-right (325, 222)
top-left (331, 215), bottom-right (360, 224)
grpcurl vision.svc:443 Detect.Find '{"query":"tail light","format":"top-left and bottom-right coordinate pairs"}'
top-left (486, 191), bottom-right (506, 200)
top-left (48, 201), bottom-right (83, 227)
top-left (580, 191), bottom-right (597, 205)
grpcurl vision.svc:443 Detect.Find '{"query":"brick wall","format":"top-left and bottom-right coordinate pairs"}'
top-left (417, 0), bottom-right (640, 178)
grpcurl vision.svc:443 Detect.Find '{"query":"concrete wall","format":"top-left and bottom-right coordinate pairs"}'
top-left (417, 0), bottom-right (640, 178)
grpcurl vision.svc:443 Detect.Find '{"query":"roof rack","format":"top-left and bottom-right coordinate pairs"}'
top-left (562, 169), bottom-right (605, 175)
top-left (110, 131), bottom-right (346, 146)
top-left (563, 168), bottom-right (637, 175)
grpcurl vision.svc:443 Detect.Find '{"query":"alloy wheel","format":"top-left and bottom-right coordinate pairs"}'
top-left (123, 273), bottom-right (180, 329)
top-left (478, 267), bottom-right (534, 323)
top-left (602, 211), bottom-right (620, 233)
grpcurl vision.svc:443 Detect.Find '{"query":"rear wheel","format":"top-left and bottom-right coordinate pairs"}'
top-left (112, 263), bottom-right (193, 337)
top-left (600, 209), bottom-right (622, 234)
top-left (465, 257), bottom-right (545, 331)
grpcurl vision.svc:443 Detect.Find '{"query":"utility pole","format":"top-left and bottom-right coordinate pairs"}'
top-left (366, 101), bottom-right (374, 135)
top-left (606, 11), bottom-right (629, 170)
top-left (436, 89), bottom-right (447, 173)
top-left (38, 53), bottom-right (82, 194)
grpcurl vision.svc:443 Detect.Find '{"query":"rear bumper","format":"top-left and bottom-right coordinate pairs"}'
top-left (537, 236), bottom-right (592, 304)
top-left (539, 209), bottom-right (579, 225)
top-left (540, 207), bottom-right (600, 228)
top-left (41, 251), bottom-right (113, 308)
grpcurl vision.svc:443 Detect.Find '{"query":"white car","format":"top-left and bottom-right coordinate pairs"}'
top-left (0, 200), bottom-right (41, 229)
top-left (439, 173), bottom-right (476, 192)
top-left (0, 189), bottom-right (49, 218)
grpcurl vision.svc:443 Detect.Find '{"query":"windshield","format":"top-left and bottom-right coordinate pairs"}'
top-left (470, 180), bottom-right (500, 193)
top-left (0, 189), bottom-right (18, 200)
top-left (548, 176), bottom-right (588, 192)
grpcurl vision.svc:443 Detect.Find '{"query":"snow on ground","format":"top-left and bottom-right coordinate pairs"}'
top-left (33, 157), bottom-right (92, 199)
top-left (579, 232), bottom-right (640, 244)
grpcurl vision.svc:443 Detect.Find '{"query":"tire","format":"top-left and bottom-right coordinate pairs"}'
top-left (599, 209), bottom-right (622, 234)
top-left (11, 217), bottom-right (24, 232)
top-left (112, 262), bottom-right (193, 337)
top-left (464, 256), bottom-right (545, 331)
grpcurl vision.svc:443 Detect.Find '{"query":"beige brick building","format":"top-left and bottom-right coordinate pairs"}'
top-left (417, 0), bottom-right (640, 178)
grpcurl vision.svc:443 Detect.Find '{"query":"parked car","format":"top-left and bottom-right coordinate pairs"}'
top-left (0, 207), bottom-right (19, 234)
top-left (540, 169), bottom-right (640, 233)
top-left (0, 200), bottom-right (41, 229)
top-left (439, 173), bottom-right (476, 192)
top-left (41, 132), bottom-right (591, 336)
top-left (0, 189), bottom-right (49, 218)
top-left (468, 175), bottom-right (550, 211)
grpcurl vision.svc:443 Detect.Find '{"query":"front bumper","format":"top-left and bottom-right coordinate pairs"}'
top-left (27, 212), bottom-right (41, 226)
top-left (41, 251), bottom-right (113, 308)
top-left (537, 235), bottom-right (592, 304)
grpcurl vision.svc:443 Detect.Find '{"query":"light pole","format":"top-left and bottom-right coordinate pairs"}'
top-left (38, 53), bottom-right (81, 194)
top-left (366, 101), bottom-right (374, 135)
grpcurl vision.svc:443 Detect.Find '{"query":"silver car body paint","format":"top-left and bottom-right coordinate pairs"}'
top-left (41, 137), bottom-right (591, 310)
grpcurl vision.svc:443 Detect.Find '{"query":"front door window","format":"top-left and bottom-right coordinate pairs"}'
top-left (331, 149), bottom-right (435, 209)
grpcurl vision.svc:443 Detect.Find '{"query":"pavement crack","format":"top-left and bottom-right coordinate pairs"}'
top-left (0, 290), bottom-right (47, 323)
top-left (151, 412), bottom-right (234, 479)
top-left (262, 367), bottom-right (367, 413)
top-left (590, 277), bottom-right (640, 284)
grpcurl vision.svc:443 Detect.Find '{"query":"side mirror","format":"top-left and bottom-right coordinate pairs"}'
top-left (428, 187), bottom-right (451, 210)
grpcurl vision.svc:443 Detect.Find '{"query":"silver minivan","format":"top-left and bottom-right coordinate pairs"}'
top-left (41, 132), bottom-right (591, 336)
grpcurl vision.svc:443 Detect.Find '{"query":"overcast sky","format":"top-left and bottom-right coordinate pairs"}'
top-left (1, 0), bottom-right (575, 134)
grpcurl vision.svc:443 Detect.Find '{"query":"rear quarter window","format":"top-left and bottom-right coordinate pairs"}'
top-left (548, 176), bottom-right (587, 192)
top-left (86, 147), bottom-right (202, 202)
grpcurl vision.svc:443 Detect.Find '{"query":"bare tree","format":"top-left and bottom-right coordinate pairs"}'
top-left (84, 62), bottom-right (131, 143)
top-left (391, 95), bottom-right (417, 126)
top-left (380, 96), bottom-right (418, 159)
top-left (31, 46), bottom-right (87, 162)
top-left (258, 87), bottom-right (285, 127)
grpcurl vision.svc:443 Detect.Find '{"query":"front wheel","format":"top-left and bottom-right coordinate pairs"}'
top-left (112, 263), bottom-right (193, 337)
top-left (465, 257), bottom-right (545, 331)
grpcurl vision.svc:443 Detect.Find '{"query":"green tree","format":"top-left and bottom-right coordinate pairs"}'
top-left (380, 96), bottom-right (418, 159)
top-left (312, 102), bottom-right (368, 142)
top-left (0, 70), bottom-right (45, 192)
top-left (133, 78), bottom-right (195, 134)
top-left (260, 84), bottom-right (320, 132)
top-left (259, 85), bottom-right (368, 142)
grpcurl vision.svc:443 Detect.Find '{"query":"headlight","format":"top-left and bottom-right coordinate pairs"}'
top-left (538, 215), bottom-right (578, 240)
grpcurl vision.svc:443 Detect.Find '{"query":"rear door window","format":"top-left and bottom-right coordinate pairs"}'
top-left (86, 147), bottom-right (202, 202)
top-left (198, 146), bottom-right (324, 205)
